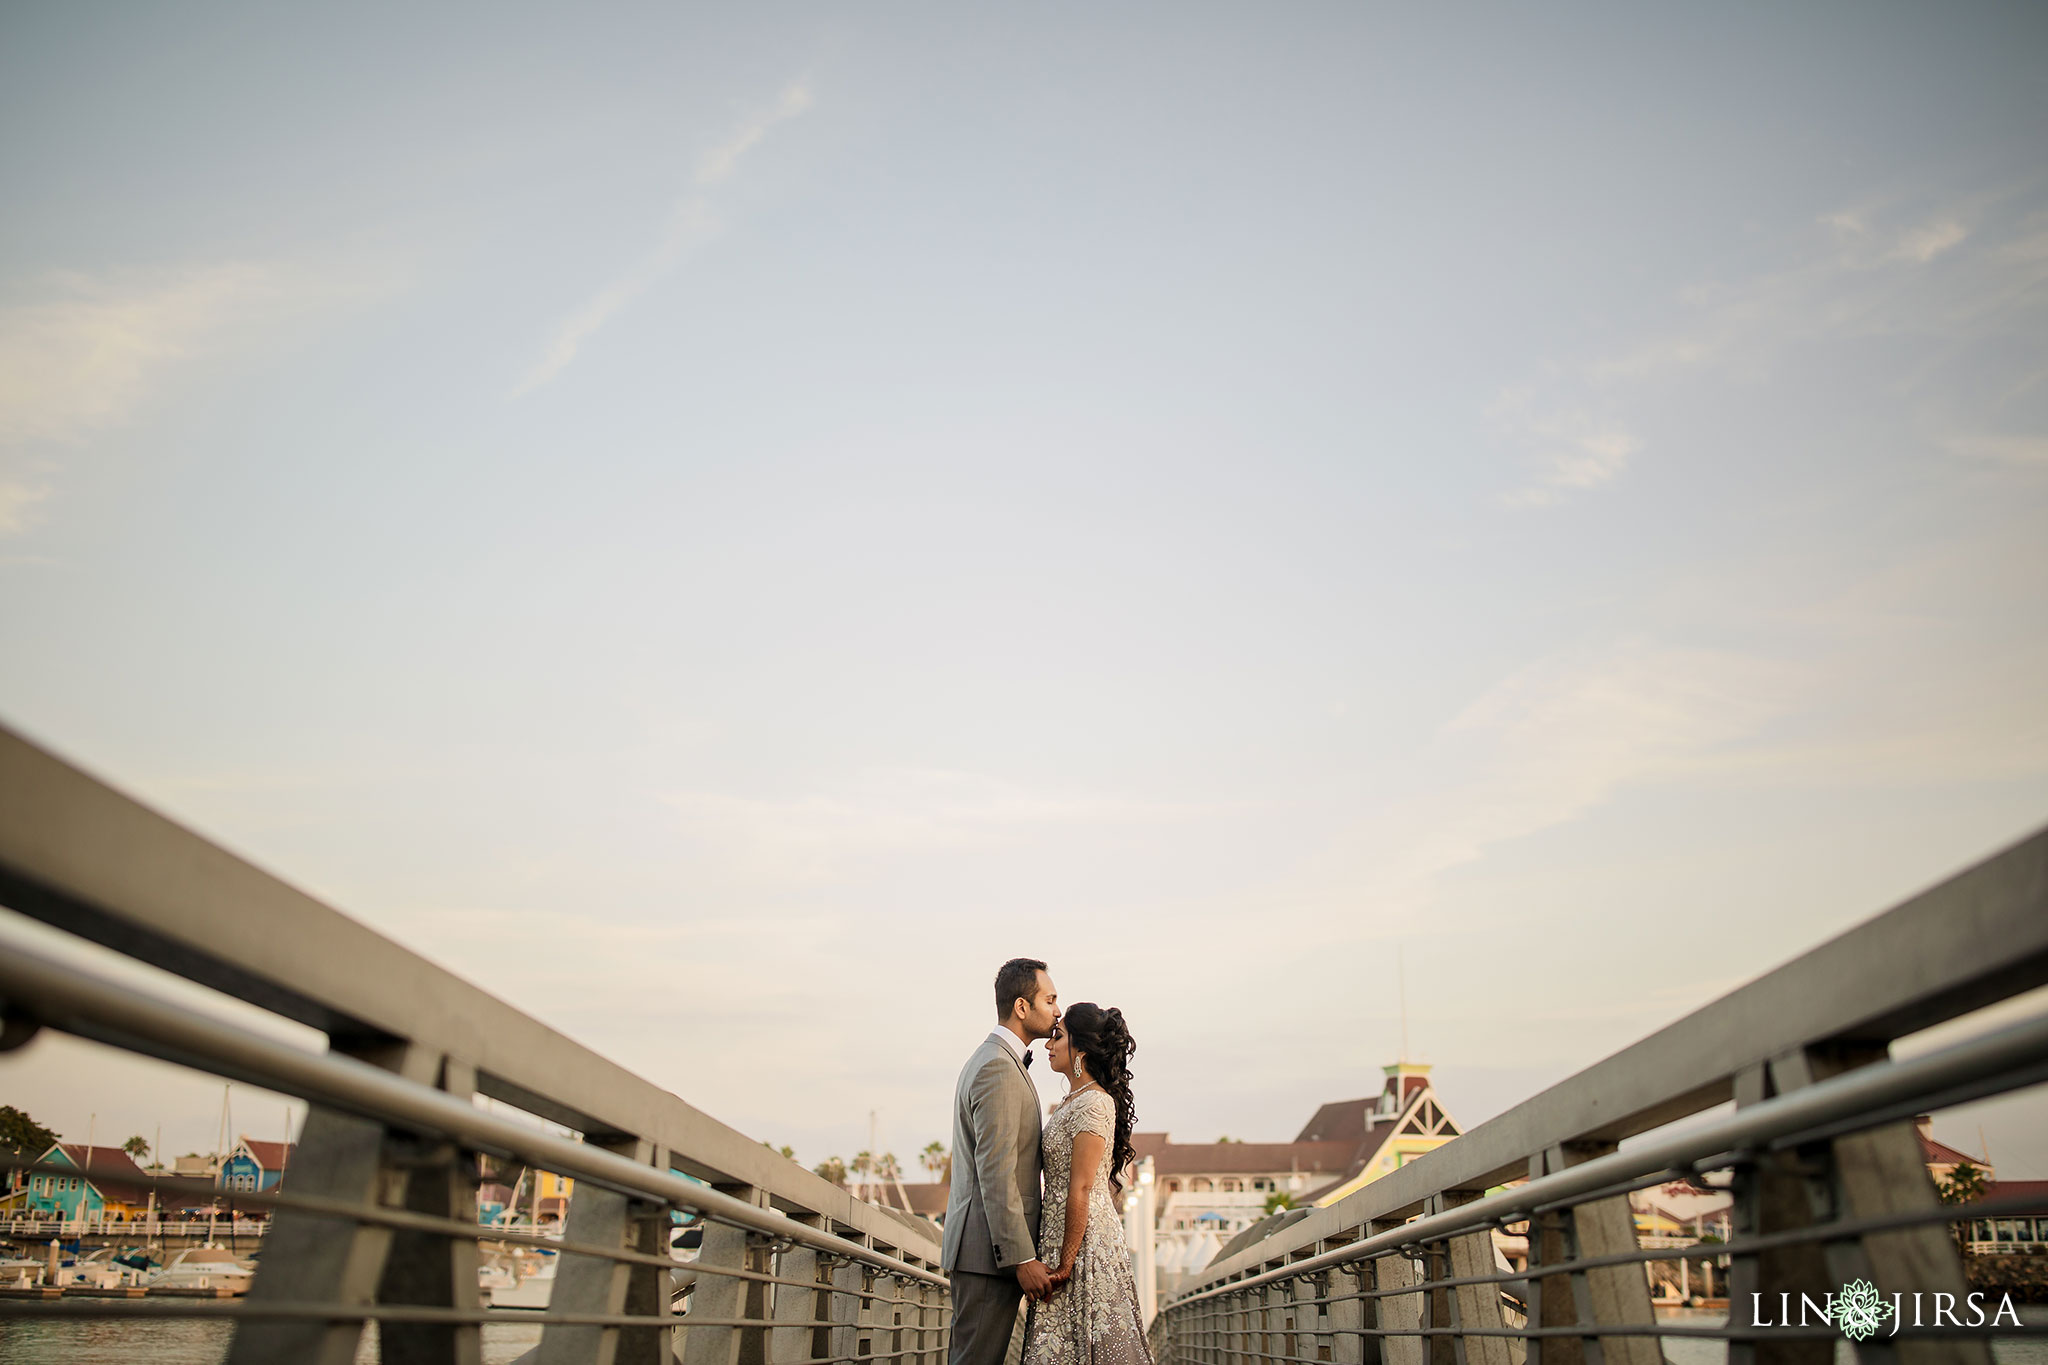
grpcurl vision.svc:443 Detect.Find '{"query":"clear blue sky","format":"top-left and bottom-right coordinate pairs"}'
top-left (4, 3), bottom-right (2046, 1175)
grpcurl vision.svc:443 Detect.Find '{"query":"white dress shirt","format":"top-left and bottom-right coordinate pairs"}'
top-left (989, 1026), bottom-right (1030, 1067)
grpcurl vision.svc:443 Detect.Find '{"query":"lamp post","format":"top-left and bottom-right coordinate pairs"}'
top-left (1132, 1158), bottom-right (1157, 1327)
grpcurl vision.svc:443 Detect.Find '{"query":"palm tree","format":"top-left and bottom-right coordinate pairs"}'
top-left (851, 1151), bottom-right (874, 1202)
top-left (814, 1156), bottom-right (847, 1187)
top-left (1940, 1160), bottom-right (1989, 1255)
top-left (122, 1135), bottom-right (150, 1162)
top-left (1940, 1160), bottom-right (1988, 1204)
top-left (876, 1152), bottom-right (910, 1213)
top-left (922, 1141), bottom-right (948, 1183)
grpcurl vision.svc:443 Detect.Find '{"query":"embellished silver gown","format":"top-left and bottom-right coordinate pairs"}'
top-left (1020, 1089), bottom-right (1154, 1365)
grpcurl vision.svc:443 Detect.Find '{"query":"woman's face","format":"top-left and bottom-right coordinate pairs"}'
top-left (1046, 1021), bottom-right (1074, 1078)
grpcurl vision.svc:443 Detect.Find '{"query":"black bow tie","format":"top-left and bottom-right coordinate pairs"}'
top-left (1022, 1050), bottom-right (1033, 1069)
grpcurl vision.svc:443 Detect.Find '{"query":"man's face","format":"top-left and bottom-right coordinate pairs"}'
top-left (1017, 970), bottom-right (1060, 1042)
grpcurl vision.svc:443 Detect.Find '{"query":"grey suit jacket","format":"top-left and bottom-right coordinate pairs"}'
top-left (941, 1034), bottom-right (1043, 1275)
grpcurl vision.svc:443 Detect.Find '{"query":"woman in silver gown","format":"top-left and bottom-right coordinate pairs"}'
top-left (1021, 1003), bottom-right (1154, 1365)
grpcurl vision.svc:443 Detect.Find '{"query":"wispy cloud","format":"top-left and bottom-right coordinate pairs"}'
top-left (1821, 209), bottom-right (1971, 264)
top-left (1264, 639), bottom-right (1807, 968)
top-left (0, 480), bottom-right (51, 536)
top-left (518, 82), bottom-right (814, 394)
top-left (1492, 194), bottom-right (2039, 508)
top-left (1943, 431), bottom-right (2048, 468)
top-left (663, 769), bottom-right (1220, 863)
top-left (1493, 390), bottom-right (1642, 506)
top-left (0, 264), bottom-right (290, 449)
top-left (1890, 218), bottom-right (1969, 264)
top-left (696, 85), bottom-right (814, 188)
top-left (1384, 642), bottom-right (1798, 888)
top-left (0, 263), bottom-right (347, 539)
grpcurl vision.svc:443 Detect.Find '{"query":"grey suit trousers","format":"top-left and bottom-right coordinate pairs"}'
top-left (949, 1268), bottom-right (1024, 1365)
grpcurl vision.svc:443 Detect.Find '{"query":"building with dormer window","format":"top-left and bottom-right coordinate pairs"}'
top-left (218, 1135), bottom-right (295, 1193)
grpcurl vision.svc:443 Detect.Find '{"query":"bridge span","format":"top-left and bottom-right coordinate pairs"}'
top-left (1, 721), bottom-right (2045, 1365)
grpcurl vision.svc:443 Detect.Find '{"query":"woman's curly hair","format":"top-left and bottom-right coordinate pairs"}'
top-left (1061, 1002), bottom-right (1138, 1188)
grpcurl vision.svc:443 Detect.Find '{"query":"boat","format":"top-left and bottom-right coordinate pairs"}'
top-left (56, 1248), bottom-right (141, 1288)
top-left (0, 1255), bottom-right (46, 1289)
top-left (479, 1246), bottom-right (557, 1309)
top-left (146, 1245), bottom-right (255, 1293)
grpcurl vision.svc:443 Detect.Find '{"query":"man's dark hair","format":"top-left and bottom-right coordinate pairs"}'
top-left (994, 958), bottom-right (1048, 1021)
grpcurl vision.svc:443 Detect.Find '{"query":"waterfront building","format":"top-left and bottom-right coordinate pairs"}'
top-left (478, 1168), bottom-right (577, 1225)
top-left (536, 1169), bottom-right (574, 1222)
top-left (884, 1181), bottom-right (949, 1220)
top-left (1118, 1059), bottom-right (1465, 1268)
top-left (1916, 1114), bottom-right (1992, 1186)
top-left (1297, 1062), bottom-right (1463, 1205)
top-left (1133, 1134), bottom-right (1354, 1234)
top-left (1962, 1180), bottom-right (2048, 1253)
top-left (5, 1142), bottom-right (154, 1221)
top-left (218, 1135), bottom-right (295, 1193)
top-left (1130, 1060), bottom-right (1464, 1241)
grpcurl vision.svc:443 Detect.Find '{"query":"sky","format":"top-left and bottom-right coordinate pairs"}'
top-left (3, 4), bottom-right (2046, 1179)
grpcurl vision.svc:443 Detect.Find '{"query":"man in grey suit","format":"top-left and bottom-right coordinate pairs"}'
top-left (943, 957), bottom-right (1060, 1365)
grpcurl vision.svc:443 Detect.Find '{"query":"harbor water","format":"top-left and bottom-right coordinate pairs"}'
top-left (0, 1319), bottom-right (543, 1364)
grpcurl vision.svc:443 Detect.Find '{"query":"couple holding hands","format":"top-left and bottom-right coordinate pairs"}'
top-left (941, 958), bottom-right (1153, 1365)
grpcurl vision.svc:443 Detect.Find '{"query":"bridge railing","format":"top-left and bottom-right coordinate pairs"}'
top-left (1151, 825), bottom-right (2048, 1365)
top-left (0, 722), bottom-right (949, 1363)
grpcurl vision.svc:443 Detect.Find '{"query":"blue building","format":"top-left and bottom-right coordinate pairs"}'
top-left (218, 1135), bottom-right (294, 1193)
top-left (5, 1143), bottom-right (154, 1221)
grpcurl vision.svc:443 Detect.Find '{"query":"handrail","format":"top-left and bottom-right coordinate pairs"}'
top-left (1168, 1005), bottom-right (2048, 1307)
top-left (0, 722), bottom-right (922, 1242)
top-left (0, 721), bottom-right (959, 1361)
top-left (1177, 821), bottom-right (2048, 1298)
top-left (0, 924), bottom-right (948, 1287)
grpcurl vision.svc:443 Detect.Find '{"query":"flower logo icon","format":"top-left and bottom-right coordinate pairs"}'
top-left (1833, 1279), bottom-right (1894, 1341)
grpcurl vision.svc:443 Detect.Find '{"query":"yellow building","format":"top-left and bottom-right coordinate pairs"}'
top-left (535, 1170), bottom-right (574, 1223)
top-left (1128, 1059), bottom-right (1466, 1244)
top-left (1301, 1062), bottom-right (1463, 1207)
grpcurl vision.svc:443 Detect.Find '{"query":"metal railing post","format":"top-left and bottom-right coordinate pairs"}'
top-left (827, 1232), bottom-right (868, 1365)
top-left (910, 1259), bottom-right (942, 1365)
top-left (225, 1038), bottom-right (457, 1365)
top-left (856, 1258), bottom-right (879, 1365)
top-left (1375, 1239), bottom-right (1426, 1365)
top-left (224, 1106), bottom-right (392, 1365)
top-left (771, 1216), bottom-right (828, 1365)
top-left (376, 1054), bottom-right (484, 1365)
top-left (1521, 1161), bottom-right (1567, 1365)
top-left (1426, 1239), bottom-right (1455, 1365)
top-left (1260, 1272), bottom-right (1279, 1365)
top-left (883, 1265), bottom-right (909, 1365)
top-left (1328, 1259), bottom-right (1365, 1365)
top-left (1728, 1063), bottom-right (1840, 1365)
top-left (1534, 1142), bottom-right (1655, 1365)
top-left (680, 1184), bottom-right (771, 1365)
top-left (1770, 1044), bottom-right (1990, 1365)
top-left (1303, 1257), bottom-right (1335, 1365)
top-left (1436, 1191), bottom-right (1513, 1365)
top-left (539, 1138), bottom-right (677, 1365)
